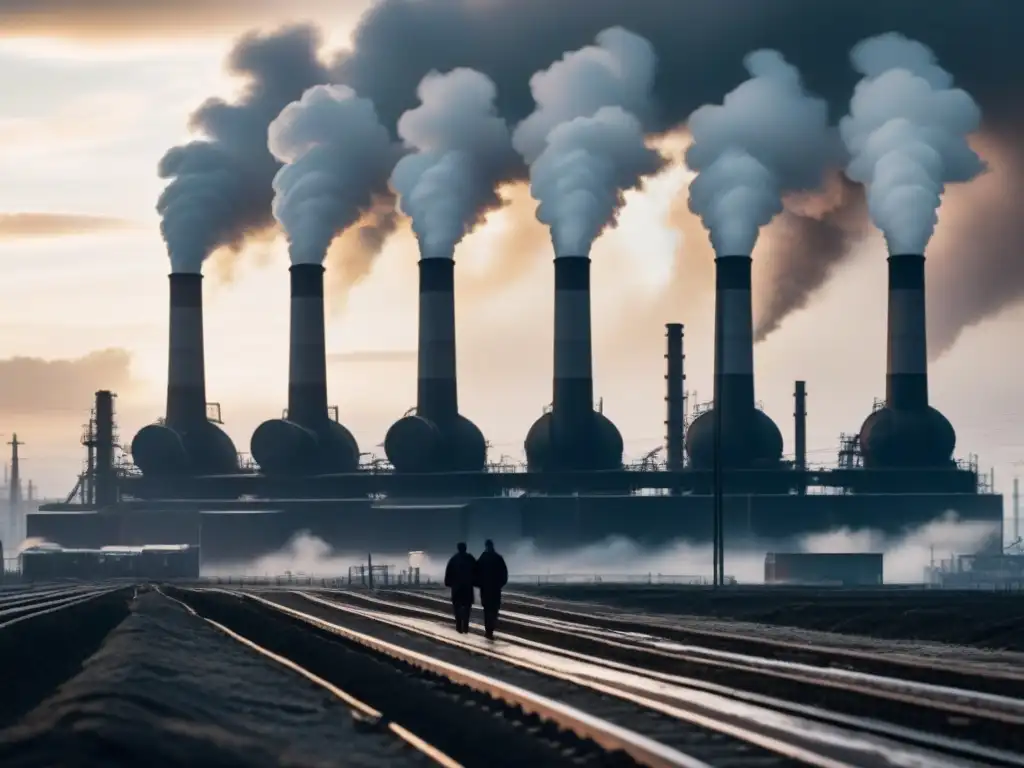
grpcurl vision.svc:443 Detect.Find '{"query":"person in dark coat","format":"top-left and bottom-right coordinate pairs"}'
top-left (474, 539), bottom-right (508, 639)
top-left (444, 542), bottom-right (476, 633)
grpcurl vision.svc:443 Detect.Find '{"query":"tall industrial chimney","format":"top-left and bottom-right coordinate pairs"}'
top-left (794, 381), bottom-right (807, 472)
top-left (251, 264), bottom-right (360, 475)
top-left (858, 254), bottom-right (955, 468)
top-left (385, 259), bottom-right (485, 473)
top-left (131, 274), bottom-right (238, 476)
top-left (94, 391), bottom-right (116, 507)
top-left (665, 323), bottom-right (685, 472)
top-left (685, 256), bottom-right (782, 470)
top-left (525, 256), bottom-right (622, 472)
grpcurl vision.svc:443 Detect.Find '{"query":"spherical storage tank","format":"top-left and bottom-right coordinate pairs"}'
top-left (524, 410), bottom-right (624, 472)
top-left (858, 406), bottom-right (955, 468)
top-left (131, 421), bottom-right (238, 476)
top-left (384, 413), bottom-right (487, 473)
top-left (250, 418), bottom-right (360, 475)
top-left (684, 408), bottom-right (783, 470)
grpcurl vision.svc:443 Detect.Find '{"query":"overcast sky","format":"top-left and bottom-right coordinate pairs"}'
top-left (0, 1), bottom-right (1019, 539)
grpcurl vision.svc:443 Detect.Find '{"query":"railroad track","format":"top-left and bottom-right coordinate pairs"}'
top-left (178, 586), bottom-right (1022, 767)
top-left (0, 585), bottom-right (121, 629)
top-left (381, 588), bottom-right (1024, 692)
top-left (327, 588), bottom-right (1024, 757)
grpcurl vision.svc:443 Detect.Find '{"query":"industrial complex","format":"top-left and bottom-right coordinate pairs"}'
top-left (27, 245), bottom-right (1005, 565)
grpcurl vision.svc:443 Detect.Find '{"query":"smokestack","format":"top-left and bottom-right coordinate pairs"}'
top-left (552, 256), bottom-right (595, 458)
top-left (684, 256), bottom-right (782, 470)
top-left (794, 380), bottom-right (807, 471)
top-left (886, 254), bottom-right (928, 410)
top-left (1014, 476), bottom-right (1020, 544)
top-left (716, 256), bottom-right (756, 415)
top-left (665, 323), bottom-right (685, 471)
top-left (417, 259), bottom-right (458, 423)
top-left (166, 273), bottom-right (208, 428)
top-left (288, 264), bottom-right (329, 427)
top-left (94, 391), bottom-right (116, 507)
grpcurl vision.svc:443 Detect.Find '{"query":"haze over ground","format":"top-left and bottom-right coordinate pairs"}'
top-left (0, 1), bottom-right (1020, 542)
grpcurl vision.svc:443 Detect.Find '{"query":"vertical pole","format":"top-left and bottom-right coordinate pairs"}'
top-left (794, 381), bottom-right (807, 495)
top-left (712, 303), bottom-right (724, 587)
top-left (1013, 476), bottom-right (1020, 544)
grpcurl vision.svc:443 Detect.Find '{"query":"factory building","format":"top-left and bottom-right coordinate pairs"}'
top-left (27, 244), bottom-right (1004, 564)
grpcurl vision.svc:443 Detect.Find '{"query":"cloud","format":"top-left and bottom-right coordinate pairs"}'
top-left (0, 348), bottom-right (134, 414)
top-left (0, 1), bottom-right (367, 39)
top-left (0, 213), bottom-right (133, 240)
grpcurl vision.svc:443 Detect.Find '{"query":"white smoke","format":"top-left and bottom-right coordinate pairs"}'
top-left (268, 84), bottom-right (395, 265)
top-left (390, 68), bottom-right (513, 260)
top-left (512, 27), bottom-right (662, 256)
top-left (529, 107), bottom-right (662, 256)
top-left (839, 33), bottom-right (986, 254)
top-left (685, 50), bottom-right (837, 255)
top-left (214, 511), bottom-right (998, 586)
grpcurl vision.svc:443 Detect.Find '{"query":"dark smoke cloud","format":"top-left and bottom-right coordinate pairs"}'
top-left (156, 25), bottom-right (329, 273)
top-left (0, 213), bottom-right (132, 239)
top-left (927, 128), bottom-right (1024, 357)
top-left (322, 0), bottom-right (1023, 341)
top-left (166, 0), bottom-right (1022, 340)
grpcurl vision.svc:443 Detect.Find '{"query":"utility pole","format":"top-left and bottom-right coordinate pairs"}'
top-left (712, 300), bottom-right (724, 587)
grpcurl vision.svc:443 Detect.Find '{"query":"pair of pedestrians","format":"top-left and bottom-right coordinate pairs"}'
top-left (443, 540), bottom-right (508, 639)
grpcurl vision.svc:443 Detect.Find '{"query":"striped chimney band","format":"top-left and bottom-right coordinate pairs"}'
top-left (288, 264), bottom-right (329, 427)
top-left (886, 253), bottom-right (928, 410)
top-left (417, 258), bottom-right (459, 423)
top-left (166, 272), bottom-right (208, 428)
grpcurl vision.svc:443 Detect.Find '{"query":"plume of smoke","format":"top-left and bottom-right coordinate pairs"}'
top-left (511, 26), bottom-right (657, 164)
top-left (512, 28), bottom-right (663, 256)
top-left (157, 25), bottom-right (329, 273)
top-left (839, 33), bottom-right (986, 254)
top-left (268, 85), bottom-right (396, 265)
top-left (686, 50), bottom-right (837, 256)
top-left (390, 68), bottom-right (513, 260)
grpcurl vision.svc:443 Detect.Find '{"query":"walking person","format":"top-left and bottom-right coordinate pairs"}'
top-left (444, 542), bottom-right (476, 633)
top-left (474, 539), bottom-right (508, 640)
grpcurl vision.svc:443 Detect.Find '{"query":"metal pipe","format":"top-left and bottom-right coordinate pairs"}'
top-left (665, 323), bottom-right (685, 472)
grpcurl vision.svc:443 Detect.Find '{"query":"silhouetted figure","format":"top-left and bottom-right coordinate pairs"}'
top-left (444, 542), bottom-right (476, 633)
top-left (474, 539), bottom-right (508, 640)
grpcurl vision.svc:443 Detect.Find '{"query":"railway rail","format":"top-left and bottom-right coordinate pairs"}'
top-left (322, 588), bottom-right (1024, 756)
top-left (179, 586), bottom-right (1023, 767)
top-left (0, 585), bottom-right (123, 629)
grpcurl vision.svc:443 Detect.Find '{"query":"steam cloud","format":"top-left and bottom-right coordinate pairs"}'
top-left (685, 50), bottom-right (837, 256)
top-left (390, 68), bottom-right (513, 260)
top-left (840, 33), bottom-right (986, 254)
top-left (512, 28), bottom-right (663, 256)
top-left (268, 85), bottom-right (395, 265)
top-left (168, 1), bottom-right (1024, 343)
top-left (213, 511), bottom-right (997, 586)
top-left (157, 26), bottom-right (329, 273)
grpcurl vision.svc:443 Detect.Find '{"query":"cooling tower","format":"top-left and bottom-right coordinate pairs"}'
top-left (685, 256), bottom-right (783, 469)
top-left (525, 255), bottom-right (623, 472)
top-left (250, 264), bottom-right (360, 475)
top-left (385, 258), bottom-right (486, 472)
top-left (130, 273), bottom-right (238, 476)
top-left (858, 253), bottom-right (955, 468)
